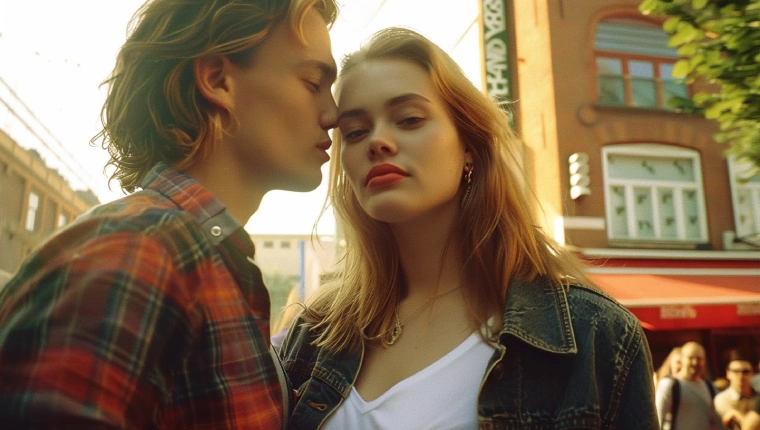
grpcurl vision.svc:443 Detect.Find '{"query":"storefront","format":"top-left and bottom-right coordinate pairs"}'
top-left (582, 249), bottom-right (760, 378)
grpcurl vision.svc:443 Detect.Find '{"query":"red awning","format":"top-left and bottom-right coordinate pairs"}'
top-left (587, 272), bottom-right (760, 331)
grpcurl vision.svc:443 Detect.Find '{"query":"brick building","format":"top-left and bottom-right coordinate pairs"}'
top-left (483, 0), bottom-right (760, 374)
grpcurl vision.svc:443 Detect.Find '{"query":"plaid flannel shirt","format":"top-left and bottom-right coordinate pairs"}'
top-left (0, 163), bottom-right (285, 429)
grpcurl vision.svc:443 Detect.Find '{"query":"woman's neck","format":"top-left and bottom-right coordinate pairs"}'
top-left (391, 207), bottom-right (464, 298)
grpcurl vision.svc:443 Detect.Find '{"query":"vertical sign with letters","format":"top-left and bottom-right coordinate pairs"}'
top-left (481, 0), bottom-right (512, 123)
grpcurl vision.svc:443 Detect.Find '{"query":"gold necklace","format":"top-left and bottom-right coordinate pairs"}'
top-left (385, 286), bottom-right (461, 346)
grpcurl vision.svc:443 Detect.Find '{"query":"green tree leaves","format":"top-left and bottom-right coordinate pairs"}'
top-left (640, 0), bottom-right (760, 176)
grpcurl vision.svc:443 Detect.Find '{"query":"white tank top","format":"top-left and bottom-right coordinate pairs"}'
top-left (322, 331), bottom-right (496, 430)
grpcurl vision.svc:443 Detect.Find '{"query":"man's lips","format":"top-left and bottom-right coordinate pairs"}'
top-left (316, 140), bottom-right (332, 151)
top-left (365, 164), bottom-right (409, 187)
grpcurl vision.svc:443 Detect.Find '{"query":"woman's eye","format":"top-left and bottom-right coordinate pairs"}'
top-left (343, 129), bottom-right (367, 141)
top-left (399, 117), bottom-right (423, 126)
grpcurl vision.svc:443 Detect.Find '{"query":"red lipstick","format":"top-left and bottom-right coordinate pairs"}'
top-left (365, 164), bottom-right (409, 187)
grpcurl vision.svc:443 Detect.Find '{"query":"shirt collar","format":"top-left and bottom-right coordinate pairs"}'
top-left (500, 276), bottom-right (578, 355)
top-left (139, 163), bottom-right (270, 333)
top-left (140, 162), bottom-right (253, 253)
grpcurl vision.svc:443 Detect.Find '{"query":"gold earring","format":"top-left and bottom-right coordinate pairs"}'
top-left (461, 164), bottom-right (473, 208)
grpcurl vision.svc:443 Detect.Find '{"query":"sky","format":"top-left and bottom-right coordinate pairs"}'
top-left (0, 0), bottom-right (482, 235)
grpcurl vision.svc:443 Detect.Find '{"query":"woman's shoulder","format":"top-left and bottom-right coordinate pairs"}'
top-left (567, 282), bottom-right (641, 326)
top-left (506, 276), bottom-right (640, 330)
top-left (563, 283), bottom-right (648, 355)
top-left (278, 311), bottom-right (320, 381)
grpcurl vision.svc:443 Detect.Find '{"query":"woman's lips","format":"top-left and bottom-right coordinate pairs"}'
top-left (365, 164), bottom-right (409, 187)
top-left (367, 173), bottom-right (406, 187)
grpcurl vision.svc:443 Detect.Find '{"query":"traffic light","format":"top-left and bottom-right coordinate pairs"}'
top-left (568, 152), bottom-right (590, 200)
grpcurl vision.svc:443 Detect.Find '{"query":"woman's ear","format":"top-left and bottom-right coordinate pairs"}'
top-left (464, 146), bottom-right (474, 167)
top-left (194, 55), bottom-right (234, 111)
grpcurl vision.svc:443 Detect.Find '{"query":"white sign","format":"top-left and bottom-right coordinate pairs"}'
top-left (660, 305), bottom-right (697, 319)
top-left (737, 303), bottom-right (760, 316)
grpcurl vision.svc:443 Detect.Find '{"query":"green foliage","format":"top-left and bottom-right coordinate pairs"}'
top-left (640, 0), bottom-right (760, 176)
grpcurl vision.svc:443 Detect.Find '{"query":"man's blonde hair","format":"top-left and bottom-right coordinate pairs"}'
top-left (95, 0), bottom-right (338, 192)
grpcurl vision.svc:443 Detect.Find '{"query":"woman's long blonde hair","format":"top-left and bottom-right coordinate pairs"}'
top-left (94, 0), bottom-right (338, 192)
top-left (306, 27), bottom-right (588, 353)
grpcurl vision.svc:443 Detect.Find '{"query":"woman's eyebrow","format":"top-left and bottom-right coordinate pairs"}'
top-left (385, 93), bottom-right (430, 108)
top-left (338, 93), bottom-right (431, 122)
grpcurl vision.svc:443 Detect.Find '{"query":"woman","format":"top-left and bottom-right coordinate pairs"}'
top-left (654, 346), bottom-right (682, 387)
top-left (280, 28), bottom-right (657, 429)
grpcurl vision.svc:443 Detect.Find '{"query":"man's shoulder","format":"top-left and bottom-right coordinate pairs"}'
top-left (6, 191), bottom-right (207, 289)
top-left (86, 189), bottom-right (184, 223)
top-left (77, 190), bottom-right (202, 242)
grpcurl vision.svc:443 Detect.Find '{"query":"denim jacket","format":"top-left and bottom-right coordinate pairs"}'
top-left (280, 276), bottom-right (658, 429)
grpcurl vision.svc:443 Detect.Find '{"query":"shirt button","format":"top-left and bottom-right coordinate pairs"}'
top-left (210, 226), bottom-right (222, 237)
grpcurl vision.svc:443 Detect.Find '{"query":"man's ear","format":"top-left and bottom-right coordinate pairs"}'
top-left (194, 55), bottom-right (234, 111)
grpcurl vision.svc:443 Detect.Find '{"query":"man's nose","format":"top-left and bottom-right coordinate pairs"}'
top-left (320, 96), bottom-right (338, 131)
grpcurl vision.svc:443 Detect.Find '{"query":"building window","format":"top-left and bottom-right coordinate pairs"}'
top-left (57, 213), bottom-right (69, 228)
top-left (263, 241), bottom-right (274, 249)
top-left (602, 144), bottom-right (707, 243)
top-left (728, 157), bottom-right (760, 240)
top-left (26, 191), bottom-right (40, 231)
top-left (594, 18), bottom-right (687, 110)
top-left (280, 241), bottom-right (291, 249)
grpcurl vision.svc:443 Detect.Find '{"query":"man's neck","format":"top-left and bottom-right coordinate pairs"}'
top-left (184, 158), bottom-right (265, 225)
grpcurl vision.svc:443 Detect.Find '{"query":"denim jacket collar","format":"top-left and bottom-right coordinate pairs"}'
top-left (287, 276), bottom-right (580, 401)
top-left (500, 276), bottom-right (578, 355)
top-left (310, 344), bottom-right (363, 398)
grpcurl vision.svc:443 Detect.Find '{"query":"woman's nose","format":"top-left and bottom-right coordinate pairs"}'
top-left (367, 128), bottom-right (397, 158)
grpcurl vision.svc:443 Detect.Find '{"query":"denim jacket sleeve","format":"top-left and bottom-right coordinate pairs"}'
top-left (613, 319), bottom-right (659, 428)
top-left (481, 280), bottom-right (659, 429)
top-left (279, 314), bottom-right (364, 430)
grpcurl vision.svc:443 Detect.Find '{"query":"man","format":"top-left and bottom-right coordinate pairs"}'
top-left (655, 341), bottom-right (723, 430)
top-left (714, 351), bottom-right (760, 430)
top-left (0, 0), bottom-right (338, 428)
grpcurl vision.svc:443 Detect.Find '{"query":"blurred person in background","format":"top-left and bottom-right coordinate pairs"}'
top-left (656, 341), bottom-right (722, 430)
top-left (655, 346), bottom-right (682, 387)
top-left (714, 350), bottom-right (760, 430)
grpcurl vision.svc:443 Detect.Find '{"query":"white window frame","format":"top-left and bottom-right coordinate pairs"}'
top-left (727, 156), bottom-right (760, 239)
top-left (602, 144), bottom-right (708, 243)
top-left (26, 191), bottom-right (40, 232)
